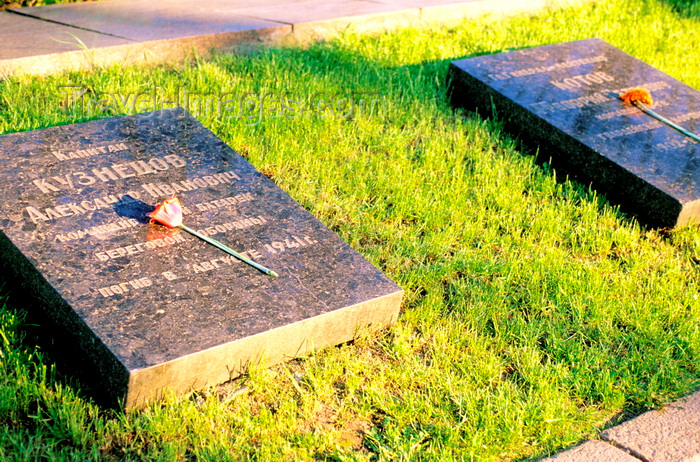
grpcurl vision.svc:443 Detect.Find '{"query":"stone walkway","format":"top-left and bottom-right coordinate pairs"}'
top-left (544, 391), bottom-right (700, 462)
top-left (1, 0), bottom-right (582, 77)
top-left (0, 1), bottom-right (698, 460)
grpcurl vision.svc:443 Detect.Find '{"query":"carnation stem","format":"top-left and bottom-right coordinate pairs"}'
top-left (634, 102), bottom-right (700, 143)
top-left (179, 225), bottom-right (278, 277)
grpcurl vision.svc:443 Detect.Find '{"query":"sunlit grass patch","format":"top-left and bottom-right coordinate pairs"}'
top-left (0, 0), bottom-right (698, 459)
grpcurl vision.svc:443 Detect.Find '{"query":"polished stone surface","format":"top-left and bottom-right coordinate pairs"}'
top-left (0, 109), bottom-right (402, 407)
top-left (449, 38), bottom-right (700, 227)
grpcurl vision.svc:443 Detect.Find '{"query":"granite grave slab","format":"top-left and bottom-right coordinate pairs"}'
top-left (448, 38), bottom-right (700, 227)
top-left (0, 108), bottom-right (403, 408)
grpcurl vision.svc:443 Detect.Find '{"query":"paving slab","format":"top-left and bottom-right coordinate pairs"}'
top-left (542, 440), bottom-right (640, 462)
top-left (375, 0), bottom-right (480, 6)
top-left (230, 0), bottom-right (411, 25)
top-left (0, 8), bottom-right (291, 78)
top-left (17, 0), bottom-right (285, 42)
top-left (0, 11), bottom-right (132, 60)
top-left (0, 0), bottom-right (595, 77)
top-left (601, 391), bottom-right (700, 462)
top-left (377, 0), bottom-right (584, 14)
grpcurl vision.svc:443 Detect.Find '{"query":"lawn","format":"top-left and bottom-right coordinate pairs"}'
top-left (0, 0), bottom-right (699, 460)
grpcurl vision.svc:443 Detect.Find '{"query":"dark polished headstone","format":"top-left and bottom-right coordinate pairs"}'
top-left (0, 109), bottom-right (402, 408)
top-left (448, 38), bottom-right (699, 227)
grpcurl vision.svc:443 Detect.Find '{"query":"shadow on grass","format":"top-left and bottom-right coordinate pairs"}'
top-left (659, 0), bottom-right (700, 18)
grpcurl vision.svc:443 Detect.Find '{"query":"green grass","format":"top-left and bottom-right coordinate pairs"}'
top-left (1, 0), bottom-right (699, 459)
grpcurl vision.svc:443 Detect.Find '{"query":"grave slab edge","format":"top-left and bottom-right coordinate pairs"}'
top-left (0, 229), bottom-right (130, 406)
top-left (124, 290), bottom-right (403, 408)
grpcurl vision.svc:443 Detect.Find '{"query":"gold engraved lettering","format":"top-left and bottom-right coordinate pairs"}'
top-left (140, 170), bottom-right (242, 198)
top-left (162, 271), bottom-right (178, 281)
top-left (97, 277), bottom-right (152, 298)
top-left (262, 235), bottom-right (318, 255)
top-left (190, 256), bottom-right (238, 274)
top-left (32, 178), bottom-right (61, 194)
top-left (196, 215), bottom-right (267, 237)
top-left (95, 233), bottom-right (186, 261)
top-left (55, 218), bottom-right (140, 243)
top-left (51, 143), bottom-right (124, 162)
top-left (26, 194), bottom-right (123, 224)
top-left (128, 160), bottom-right (157, 175)
top-left (194, 193), bottom-right (255, 212)
top-left (111, 163), bottom-right (136, 179)
top-left (26, 206), bottom-right (49, 223)
top-left (487, 55), bottom-right (608, 82)
top-left (52, 151), bottom-right (70, 161)
top-left (31, 154), bottom-right (187, 194)
top-left (74, 171), bottom-right (97, 186)
top-left (551, 71), bottom-right (615, 91)
top-left (597, 121), bottom-right (663, 140)
top-left (531, 91), bottom-right (613, 114)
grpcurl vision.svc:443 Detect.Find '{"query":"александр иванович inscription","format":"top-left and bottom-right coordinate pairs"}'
top-left (0, 108), bottom-right (403, 408)
top-left (448, 38), bottom-right (699, 228)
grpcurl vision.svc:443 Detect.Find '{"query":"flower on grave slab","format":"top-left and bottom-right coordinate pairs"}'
top-left (618, 87), bottom-right (700, 143)
top-left (148, 196), bottom-right (278, 277)
top-left (149, 197), bottom-right (183, 228)
top-left (620, 88), bottom-right (653, 106)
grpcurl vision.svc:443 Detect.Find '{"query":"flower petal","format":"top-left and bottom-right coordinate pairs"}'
top-left (149, 197), bottom-right (183, 227)
top-left (620, 88), bottom-right (653, 106)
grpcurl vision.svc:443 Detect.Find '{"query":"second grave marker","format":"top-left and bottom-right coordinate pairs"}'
top-left (449, 38), bottom-right (699, 227)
